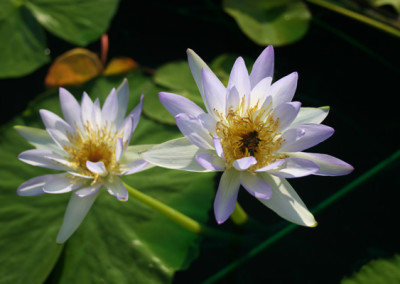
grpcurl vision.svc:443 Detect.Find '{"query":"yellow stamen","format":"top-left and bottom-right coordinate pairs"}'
top-left (216, 98), bottom-right (285, 171)
top-left (64, 122), bottom-right (121, 181)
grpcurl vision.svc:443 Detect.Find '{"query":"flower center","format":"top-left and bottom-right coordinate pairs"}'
top-left (64, 123), bottom-right (120, 178)
top-left (215, 99), bottom-right (285, 171)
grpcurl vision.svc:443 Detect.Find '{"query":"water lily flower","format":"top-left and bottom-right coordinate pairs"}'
top-left (142, 46), bottom-right (353, 226)
top-left (16, 79), bottom-right (149, 243)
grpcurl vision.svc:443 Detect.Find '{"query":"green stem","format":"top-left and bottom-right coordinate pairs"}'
top-left (202, 149), bottom-right (400, 284)
top-left (124, 183), bottom-right (202, 234)
top-left (230, 202), bottom-right (248, 225)
top-left (306, 0), bottom-right (400, 38)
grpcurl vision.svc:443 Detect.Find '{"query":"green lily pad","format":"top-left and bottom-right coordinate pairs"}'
top-left (0, 73), bottom-right (215, 283)
top-left (222, 0), bottom-right (311, 46)
top-left (369, 0), bottom-right (400, 14)
top-left (341, 255), bottom-right (400, 284)
top-left (0, 0), bottom-right (119, 78)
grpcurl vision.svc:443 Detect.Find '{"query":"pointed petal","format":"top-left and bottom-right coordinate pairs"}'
top-left (120, 116), bottom-right (133, 146)
top-left (43, 173), bottom-right (82, 194)
top-left (268, 157), bottom-right (319, 178)
top-left (116, 138), bottom-right (123, 162)
top-left (115, 79), bottom-right (130, 127)
top-left (47, 128), bottom-right (71, 149)
top-left (258, 174), bottom-right (317, 227)
top-left (280, 124), bottom-right (334, 152)
top-left (213, 136), bottom-right (224, 158)
top-left (141, 137), bottom-right (209, 172)
top-left (121, 159), bottom-right (149, 175)
top-left (18, 149), bottom-right (69, 170)
top-left (126, 94), bottom-right (144, 133)
top-left (86, 161), bottom-right (107, 176)
top-left (175, 113), bottom-right (213, 149)
top-left (195, 152), bottom-right (225, 170)
top-left (17, 175), bottom-right (52, 196)
top-left (250, 45), bottom-right (274, 88)
top-left (250, 76), bottom-right (272, 108)
top-left (226, 86), bottom-right (240, 112)
top-left (274, 101), bottom-right (301, 132)
top-left (40, 109), bottom-right (72, 134)
top-left (102, 88), bottom-right (119, 125)
top-left (291, 106), bottom-right (330, 126)
top-left (56, 191), bottom-right (100, 243)
top-left (59, 88), bottom-right (82, 130)
top-left (75, 184), bottom-right (101, 197)
top-left (227, 57), bottom-right (251, 104)
top-left (104, 177), bottom-right (128, 201)
top-left (14, 126), bottom-right (60, 152)
top-left (202, 68), bottom-right (226, 116)
top-left (81, 92), bottom-right (94, 125)
top-left (240, 171), bottom-right (272, 199)
top-left (92, 98), bottom-right (102, 128)
top-left (159, 92), bottom-right (205, 118)
top-left (199, 112), bottom-right (217, 132)
top-left (286, 152), bottom-right (354, 176)
top-left (187, 48), bottom-right (213, 97)
top-left (254, 159), bottom-right (285, 172)
top-left (233, 156), bottom-right (257, 171)
top-left (270, 72), bottom-right (298, 108)
top-left (214, 168), bottom-right (240, 224)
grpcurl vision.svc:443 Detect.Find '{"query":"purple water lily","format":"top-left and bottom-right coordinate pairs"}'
top-left (142, 46), bottom-right (353, 226)
top-left (16, 79), bottom-right (149, 243)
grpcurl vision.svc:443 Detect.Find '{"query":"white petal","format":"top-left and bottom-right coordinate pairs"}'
top-left (273, 101), bottom-right (301, 132)
top-left (81, 92), bottom-right (94, 125)
top-left (17, 175), bottom-right (52, 196)
top-left (141, 137), bottom-right (209, 172)
top-left (92, 98), bottom-right (102, 128)
top-left (18, 149), bottom-right (69, 170)
top-left (232, 156), bottom-right (257, 171)
top-left (280, 124), bottom-right (334, 152)
top-left (187, 48), bottom-right (213, 97)
top-left (14, 126), bottom-right (60, 152)
top-left (43, 173), bottom-right (82, 194)
top-left (202, 68), bottom-right (226, 116)
top-left (214, 168), bottom-right (240, 224)
top-left (250, 76), bottom-right (272, 108)
top-left (240, 171), bottom-right (272, 199)
top-left (59, 88), bottom-right (83, 130)
top-left (286, 152), bottom-right (354, 176)
top-left (249, 45), bottom-right (274, 88)
top-left (254, 159), bottom-right (285, 172)
top-left (270, 72), bottom-right (298, 108)
top-left (291, 106), bottom-right (330, 126)
top-left (195, 152), bottom-right (225, 171)
top-left (199, 112), bottom-right (217, 133)
top-left (116, 138), bottom-right (123, 162)
top-left (115, 78), bottom-right (130, 127)
top-left (102, 88), bottom-right (119, 125)
top-left (226, 86), bottom-right (240, 112)
top-left (56, 191), bottom-right (100, 243)
top-left (268, 157), bottom-right (319, 178)
top-left (126, 94), bottom-right (144, 133)
top-left (104, 177), bottom-right (128, 201)
top-left (227, 57), bottom-right (251, 105)
top-left (213, 136), bottom-right (224, 158)
top-left (75, 184), bottom-right (101, 197)
top-left (257, 174), bottom-right (317, 227)
top-left (47, 128), bottom-right (72, 149)
top-left (175, 113), bottom-right (213, 149)
top-left (121, 159), bottom-right (149, 175)
top-left (40, 109), bottom-right (73, 134)
top-left (86, 161), bottom-right (107, 176)
top-left (159, 92), bottom-right (205, 118)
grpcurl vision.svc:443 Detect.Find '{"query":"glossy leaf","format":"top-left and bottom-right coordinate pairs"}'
top-left (0, 3), bottom-right (49, 78)
top-left (0, 73), bottom-right (215, 283)
top-left (222, 0), bottom-right (311, 46)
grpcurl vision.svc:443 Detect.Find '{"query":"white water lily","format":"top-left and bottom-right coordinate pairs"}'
top-left (142, 46), bottom-right (353, 226)
top-left (16, 79), bottom-right (150, 243)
